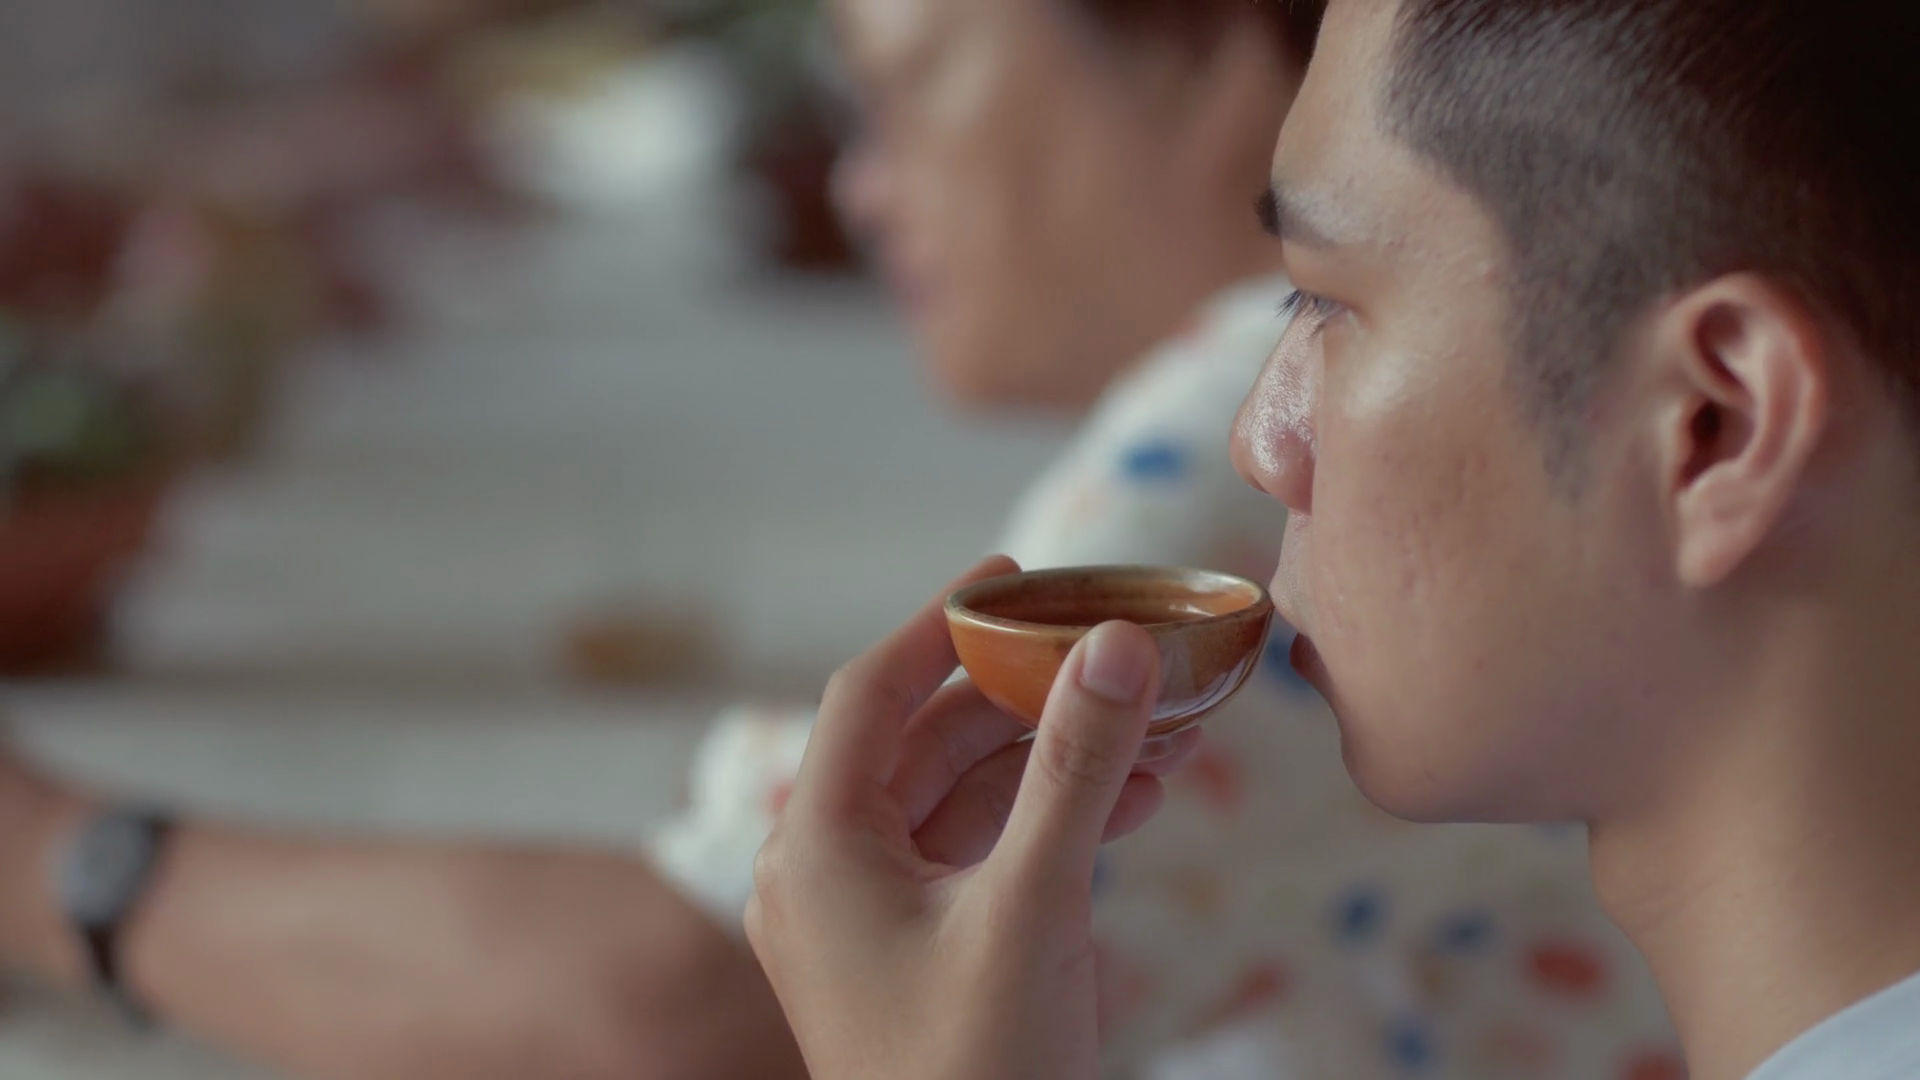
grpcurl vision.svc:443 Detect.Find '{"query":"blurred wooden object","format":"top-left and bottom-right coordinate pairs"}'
top-left (561, 598), bottom-right (724, 689)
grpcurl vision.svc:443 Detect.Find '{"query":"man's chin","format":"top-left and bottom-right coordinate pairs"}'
top-left (1346, 768), bottom-right (1473, 825)
top-left (1336, 726), bottom-right (1509, 826)
top-left (1317, 676), bottom-right (1572, 826)
top-left (1347, 762), bottom-right (1558, 828)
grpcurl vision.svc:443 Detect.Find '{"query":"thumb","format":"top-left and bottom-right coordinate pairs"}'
top-left (991, 621), bottom-right (1161, 901)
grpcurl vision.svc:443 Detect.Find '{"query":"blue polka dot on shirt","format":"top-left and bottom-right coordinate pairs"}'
top-left (1432, 909), bottom-right (1498, 955)
top-left (1119, 439), bottom-right (1191, 482)
top-left (1330, 884), bottom-right (1390, 947)
top-left (1384, 1017), bottom-right (1439, 1073)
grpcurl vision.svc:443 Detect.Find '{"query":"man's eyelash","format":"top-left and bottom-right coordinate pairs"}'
top-left (1278, 289), bottom-right (1341, 323)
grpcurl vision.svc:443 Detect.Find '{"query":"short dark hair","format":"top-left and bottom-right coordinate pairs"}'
top-left (1386, 0), bottom-right (1920, 474)
top-left (1075, 0), bottom-right (1328, 67)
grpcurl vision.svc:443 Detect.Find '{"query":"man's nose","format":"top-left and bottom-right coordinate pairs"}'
top-left (1231, 336), bottom-right (1317, 514)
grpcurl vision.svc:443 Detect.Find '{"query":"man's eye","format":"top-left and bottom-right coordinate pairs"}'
top-left (1278, 289), bottom-right (1342, 325)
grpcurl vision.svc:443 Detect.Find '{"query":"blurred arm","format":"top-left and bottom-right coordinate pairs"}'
top-left (0, 750), bottom-right (91, 987)
top-left (0, 747), bottom-right (805, 1080)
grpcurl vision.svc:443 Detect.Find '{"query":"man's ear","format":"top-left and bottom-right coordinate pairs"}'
top-left (1648, 274), bottom-right (1831, 586)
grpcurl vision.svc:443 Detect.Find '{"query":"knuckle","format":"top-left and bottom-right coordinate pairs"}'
top-left (743, 895), bottom-right (767, 952)
top-left (934, 715), bottom-right (980, 783)
top-left (1036, 728), bottom-right (1132, 791)
top-left (884, 676), bottom-right (925, 718)
top-left (751, 830), bottom-right (811, 923)
top-left (751, 833), bottom-right (792, 900)
top-left (821, 662), bottom-right (863, 709)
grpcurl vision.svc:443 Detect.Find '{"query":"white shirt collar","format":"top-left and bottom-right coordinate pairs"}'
top-left (1746, 970), bottom-right (1920, 1080)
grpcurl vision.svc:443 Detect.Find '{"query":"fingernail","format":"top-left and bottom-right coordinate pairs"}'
top-left (1078, 623), bottom-right (1152, 705)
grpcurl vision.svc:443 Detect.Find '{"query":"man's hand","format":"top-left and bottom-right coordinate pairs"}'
top-left (747, 557), bottom-right (1195, 1080)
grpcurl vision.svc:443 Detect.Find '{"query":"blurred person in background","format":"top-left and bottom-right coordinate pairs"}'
top-left (653, 0), bottom-right (1679, 1076)
top-left (0, 2), bottom-right (805, 1079)
top-left (0, 746), bottom-right (801, 1079)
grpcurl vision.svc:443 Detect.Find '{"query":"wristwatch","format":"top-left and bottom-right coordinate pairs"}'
top-left (51, 807), bottom-right (175, 1029)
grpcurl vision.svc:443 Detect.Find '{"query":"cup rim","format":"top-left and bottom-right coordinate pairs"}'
top-left (945, 564), bottom-right (1273, 634)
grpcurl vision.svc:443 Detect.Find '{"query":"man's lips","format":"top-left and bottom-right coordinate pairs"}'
top-left (1289, 632), bottom-right (1329, 690)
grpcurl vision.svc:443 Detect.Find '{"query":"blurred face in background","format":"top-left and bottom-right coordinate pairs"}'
top-left (831, 0), bottom-right (1299, 413)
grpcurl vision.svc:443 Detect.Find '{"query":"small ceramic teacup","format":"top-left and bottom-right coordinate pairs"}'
top-left (945, 565), bottom-right (1275, 739)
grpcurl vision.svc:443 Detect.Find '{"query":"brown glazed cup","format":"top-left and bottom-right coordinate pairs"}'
top-left (945, 565), bottom-right (1275, 738)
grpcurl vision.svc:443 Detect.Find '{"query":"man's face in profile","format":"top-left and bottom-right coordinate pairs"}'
top-left (1233, 0), bottom-right (1679, 825)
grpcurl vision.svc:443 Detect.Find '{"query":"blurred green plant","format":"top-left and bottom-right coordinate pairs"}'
top-left (0, 318), bottom-right (154, 506)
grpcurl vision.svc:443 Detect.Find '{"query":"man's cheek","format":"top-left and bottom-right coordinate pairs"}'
top-left (1305, 504), bottom-right (1379, 650)
top-left (1305, 432), bottom-right (1390, 632)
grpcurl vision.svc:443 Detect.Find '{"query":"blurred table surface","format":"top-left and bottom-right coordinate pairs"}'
top-left (1, 195), bottom-right (1066, 1076)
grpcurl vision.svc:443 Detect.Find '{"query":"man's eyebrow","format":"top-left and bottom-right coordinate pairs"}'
top-left (1256, 183), bottom-right (1339, 249)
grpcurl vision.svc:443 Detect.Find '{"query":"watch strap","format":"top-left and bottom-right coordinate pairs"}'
top-left (80, 921), bottom-right (157, 1031)
top-left (57, 809), bottom-right (174, 1032)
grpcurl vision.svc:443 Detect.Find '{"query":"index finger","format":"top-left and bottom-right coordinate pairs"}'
top-left (790, 555), bottom-right (1019, 822)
